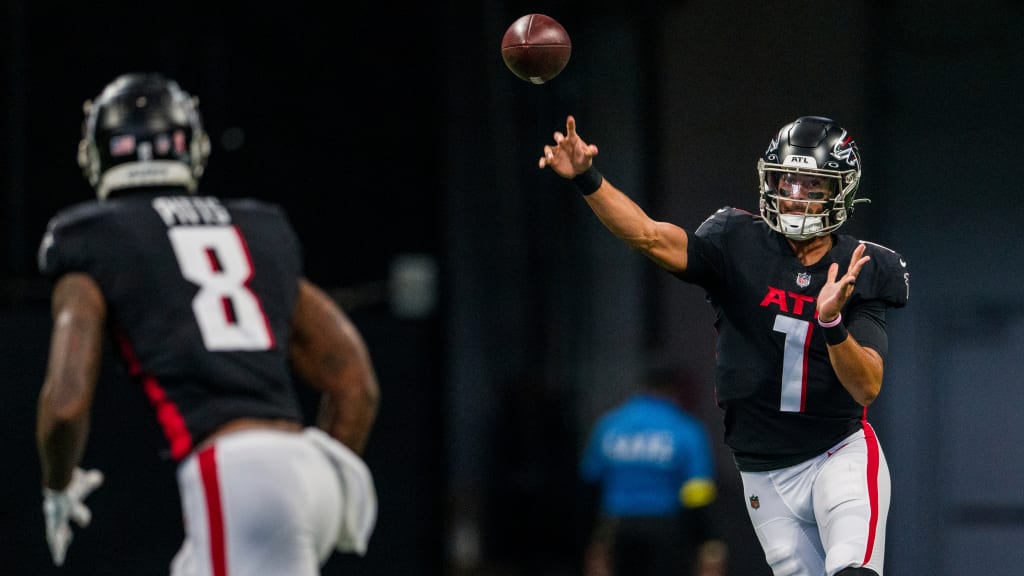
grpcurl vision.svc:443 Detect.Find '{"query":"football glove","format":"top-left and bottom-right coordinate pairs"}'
top-left (42, 467), bottom-right (104, 566)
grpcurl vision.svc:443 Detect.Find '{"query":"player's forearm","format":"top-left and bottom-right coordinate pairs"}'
top-left (37, 408), bottom-right (90, 490)
top-left (313, 310), bottom-right (380, 454)
top-left (317, 367), bottom-right (380, 455)
top-left (583, 182), bottom-right (688, 271)
top-left (827, 337), bottom-right (883, 406)
top-left (291, 279), bottom-right (381, 453)
top-left (584, 182), bottom-right (660, 250)
top-left (295, 338), bottom-right (380, 454)
top-left (38, 275), bottom-right (105, 490)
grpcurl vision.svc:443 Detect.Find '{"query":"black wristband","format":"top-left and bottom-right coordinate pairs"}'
top-left (572, 167), bottom-right (604, 195)
top-left (821, 322), bottom-right (849, 346)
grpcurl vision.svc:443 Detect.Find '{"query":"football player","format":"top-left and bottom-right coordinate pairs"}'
top-left (36, 73), bottom-right (381, 574)
top-left (540, 115), bottom-right (909, 576)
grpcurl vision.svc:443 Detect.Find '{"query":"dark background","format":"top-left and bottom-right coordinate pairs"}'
top-left (3, 1), bottom-right (1023, 575)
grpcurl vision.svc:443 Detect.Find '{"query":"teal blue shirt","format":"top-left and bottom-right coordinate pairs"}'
top-left (579, 394), bottom-right (714, 516)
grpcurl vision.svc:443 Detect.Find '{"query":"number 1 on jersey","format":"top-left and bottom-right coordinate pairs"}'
top-left (773, 315), bottom-right (811, 412)
top-left (168, 226), bottom-right (274, 351)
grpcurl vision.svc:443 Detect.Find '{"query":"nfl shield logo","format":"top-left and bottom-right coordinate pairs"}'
top-left (749, 495), bottom-right (760, 510)
top-left (796, 272), bottom-right (811, 288)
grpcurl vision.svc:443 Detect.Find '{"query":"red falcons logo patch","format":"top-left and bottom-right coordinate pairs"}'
top-left (749, 495), bottom-right (760, 510)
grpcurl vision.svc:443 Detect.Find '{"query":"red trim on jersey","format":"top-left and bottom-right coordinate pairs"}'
top-left (142, 376), bottom-right (194, 459)
top-left (232, 226), bottom-right (276, 348)
top-left (221, 296), bottom-right (237, 324)
top-left (205, 247), bottom-right (223, 272)
top-left (115, 330), bottom-right (194, 459)
top-left (800, 320), bottom-right (813, 411)
top-left (861, 419), bottom-right (880, 566)
top-left (199, 447), bottom-right (228, 576)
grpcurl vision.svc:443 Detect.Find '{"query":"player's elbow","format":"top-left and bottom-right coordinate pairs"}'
top-left (838, 347), bottom-right (884, 406)
top-left (339, 361), bottom-right (381, 419)
top-left (621, 221), bottom-right (687, 272)
top-left (853, 379), bottom-right (882, 406)
top-left (857, 387), bottom-right (879, 407)
top-left (357, 372), bottom-right (381, 416)
top-left (621, 230), bottom-right (659, 254)
top-left (38, 379), bottom-right (92, 427)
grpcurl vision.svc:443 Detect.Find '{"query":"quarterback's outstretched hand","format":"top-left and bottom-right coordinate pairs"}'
top-left (539, 115), bottom-right (600, 178)
top-left (43, 467), bottom-right (104, 566)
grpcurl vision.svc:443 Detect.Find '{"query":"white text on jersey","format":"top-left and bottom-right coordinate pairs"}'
top-left (152, 196), bottom-right (232, 227)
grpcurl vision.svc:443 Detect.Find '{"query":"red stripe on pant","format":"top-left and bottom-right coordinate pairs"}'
top-left (199, 447), bottom-right (227, 576)
top-left (861, 420), bottom-right (880, 566)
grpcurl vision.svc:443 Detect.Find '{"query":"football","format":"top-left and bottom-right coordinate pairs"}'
top-left (501, 14), bottom-right (572, 84)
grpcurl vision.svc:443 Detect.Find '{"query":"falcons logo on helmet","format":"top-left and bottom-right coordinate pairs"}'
top-left (765, 130), bottom-right (781, 155)
top-left (831, 130), bottom-right (858, 167)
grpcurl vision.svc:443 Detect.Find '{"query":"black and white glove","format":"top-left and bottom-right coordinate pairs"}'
top-left (42, 467), bottom-right (104, 566)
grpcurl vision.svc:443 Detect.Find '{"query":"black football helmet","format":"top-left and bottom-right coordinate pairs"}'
top-left (757, 116), bottom-right (866, 240)
top-left (77, 73), bottom-right (210, 200)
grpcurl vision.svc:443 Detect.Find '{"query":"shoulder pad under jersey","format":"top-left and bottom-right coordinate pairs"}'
top-left (857, 240), bottom-right (910, 307)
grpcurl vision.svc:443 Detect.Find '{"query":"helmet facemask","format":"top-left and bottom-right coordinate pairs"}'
top-left (757, 116), bottom-right (866, 241)
top-left (758, 162), bottom-right (858, 240)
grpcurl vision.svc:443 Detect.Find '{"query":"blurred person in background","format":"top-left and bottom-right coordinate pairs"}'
top-left (541, 115), bottom-right (909, 576)
top-left (36, 72), bottom-right (380, 575)
top-left (579, 368), bottom-right (727, 576)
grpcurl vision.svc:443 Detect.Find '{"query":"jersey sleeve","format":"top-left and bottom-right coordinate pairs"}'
top-left (844, 241), bottom-right (910, 358)
top-left (859, 241), bottom-right (910, 308)
top-left (846, 299), bottom-right (888, 358)
top-left (676, 207), bottom-right (737, 288)
top-left (37, 202), bottom-right (106, 280)
top-left (231, 199), bottom-right (305, 277)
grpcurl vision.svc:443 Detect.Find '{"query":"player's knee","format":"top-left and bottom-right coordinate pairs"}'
top-left (835, 567), bottom-right (878, 576)
top-left (763, 546), bottom-right (802, 576)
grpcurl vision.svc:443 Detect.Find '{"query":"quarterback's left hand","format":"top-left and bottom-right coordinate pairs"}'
top-left (42, 467), bottom-right (104, 566)
top-left (817, 242), bottom-right (870, 321)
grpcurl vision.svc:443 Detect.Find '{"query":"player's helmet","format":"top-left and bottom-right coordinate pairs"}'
top-left (757, 116), bottom-right (866, 240)
top-left (77, 73), bottom-right (210, 200)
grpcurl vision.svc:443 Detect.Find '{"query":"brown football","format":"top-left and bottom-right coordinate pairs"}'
top-left (501, 14), bottom-right (571, 85)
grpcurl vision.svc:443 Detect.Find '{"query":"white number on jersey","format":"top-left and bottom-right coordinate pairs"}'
top-left (168, 226), bottom-right (273, 351)
top-left (773, 314), bottom-right (811, 412)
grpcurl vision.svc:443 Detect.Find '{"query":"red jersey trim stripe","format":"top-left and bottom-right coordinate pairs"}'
top-left (115, 329), bottom-right (194, 459)
top-left (800, 320), bottom-right (813, 412)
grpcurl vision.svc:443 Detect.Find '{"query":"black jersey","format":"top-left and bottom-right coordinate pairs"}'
top-left (677, 207), bottom-right (909, 471)
top-left (38, 190), bottom-right (305, 460)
